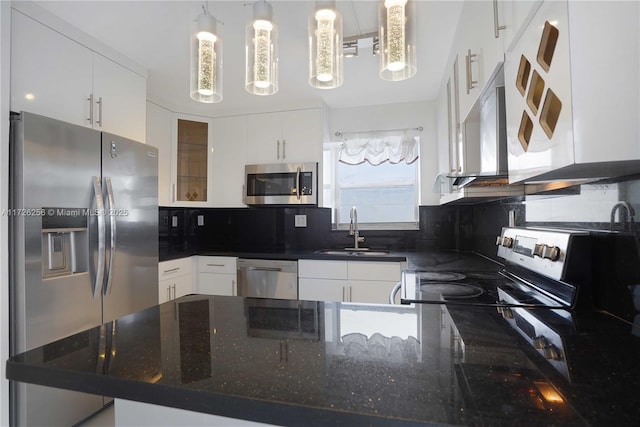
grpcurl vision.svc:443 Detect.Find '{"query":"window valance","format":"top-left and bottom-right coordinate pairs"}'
top-left (338, 133), bottom-right (419, 166)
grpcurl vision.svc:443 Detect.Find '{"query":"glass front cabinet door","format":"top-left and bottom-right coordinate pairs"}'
top-left (171, 114), bottom-right (214, 206)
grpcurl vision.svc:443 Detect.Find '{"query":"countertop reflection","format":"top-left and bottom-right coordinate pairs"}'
top-left (7, 294), bottom-right (640, 426)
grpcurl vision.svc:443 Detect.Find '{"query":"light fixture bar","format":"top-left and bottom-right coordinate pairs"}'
top-left (343, 39), bottom-right (358, 58)
top-left (343, 31), bottom-right (379, 57)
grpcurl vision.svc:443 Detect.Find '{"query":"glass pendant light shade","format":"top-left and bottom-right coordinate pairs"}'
top-left (308, 1), bottom-right (343, 89)
top-left (190, 10), bottom-right (223, 103)
top-left (379, 0), bottom-right (417, 81)
top-left (245, 1), bottom-right (279, 96)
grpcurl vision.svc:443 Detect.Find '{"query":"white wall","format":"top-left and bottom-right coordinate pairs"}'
top-left (1, 1), bottom-right (11, 424)
top-left (328, 101), bottom-right (440, 206)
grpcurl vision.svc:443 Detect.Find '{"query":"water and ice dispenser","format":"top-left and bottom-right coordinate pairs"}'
top-left (41, 208), bottom-right (88, 279)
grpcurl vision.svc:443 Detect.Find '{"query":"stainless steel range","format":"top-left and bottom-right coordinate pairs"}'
top-left (401, 227), bottom-right (600, 382)
top-left (401, 227), bottom-right (591, 310)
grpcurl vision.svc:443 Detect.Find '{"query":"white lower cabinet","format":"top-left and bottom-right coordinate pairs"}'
top-left (196, 256), bottom-right (238, 296)
top-left (115, 399), bottom-right (275, 426)
top-left (158, 258), bottom-right (193, 304)
top-left (298, 260), bottom-right (404, 304)
top-left (298, 278), bottom-right (347, 302)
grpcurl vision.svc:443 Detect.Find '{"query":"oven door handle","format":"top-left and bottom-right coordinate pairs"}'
top-left (295, 167), bottom-right (301, 200)
top-left (389, 281), bottom-right (402, 304)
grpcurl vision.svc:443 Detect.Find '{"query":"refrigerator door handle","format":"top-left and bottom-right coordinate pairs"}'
top-left (104, 177), bottom-right (116, 295)
top-left (93, 176), bottom-right (106, 299)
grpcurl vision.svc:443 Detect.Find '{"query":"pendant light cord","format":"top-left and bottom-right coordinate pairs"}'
top-left (350, 1), bottom-right (362, 36)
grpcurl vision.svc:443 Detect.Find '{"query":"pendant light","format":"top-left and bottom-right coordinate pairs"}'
top-left (245, 0), bottom-right (279, 95)
top-left (379, 0), bottom-right (416, 81)
top-left (190, 5), bottom-right (223, 103)
top-left (308, 1), bottom-right (343, 89)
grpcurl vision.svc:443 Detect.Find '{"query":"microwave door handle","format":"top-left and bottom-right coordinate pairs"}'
top-left (92, 176), bottom-right (106, 299)
top-left (296, 167), bottom-right (301, 200)
top-left (104, 177), bottom-right (116, 295)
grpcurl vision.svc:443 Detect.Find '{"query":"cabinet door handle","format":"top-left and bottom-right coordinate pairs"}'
top-left (282, 140), bottom-right (286, 159)
top-left (87, 94), bottom-right (94, 125)
top-left (172, 184), bottom-right (176, 203)
top-left (167, 286), bottom-right (171, 301)
top-left (342, 286), bottom-right (345, 302)
top-left (206, 263), bottom-right (225, 267)
top-left (163, 267), bottom-right (180, 274)
top-left (232, 279), bottom-right (236, 296)
top-left (172, 284), bottom-right (176, 300)
top-left (96, 96), bottom-right (103, 127)
top-left (276, 140), bottom-right (280, 159)
top-left (493, 0), bottom-right (506, 39)
top-left (465, 49), bottom-right (478, 94)
top-left (349, 286), bottom-right (352, 302)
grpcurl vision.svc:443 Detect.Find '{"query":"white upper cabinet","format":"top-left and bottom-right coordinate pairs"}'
top-left (212, 115), bottom-right (248, 207)
top-left (499, 1), bottom-right (542, 54)
top-left (504, 0), bottom-right (640, 183)
top-left (452, 1), bottom-right (543, 123)
top-left (10, 8), bottom-right (147, 142)
top-left (10, 10), bottom-right (92, 128)
top-left (455, 1), bottom-right (504, 122)
top-left (92, 54), bottom-right (147, 142)
top-left (246, 109), bottom-right (322, 164)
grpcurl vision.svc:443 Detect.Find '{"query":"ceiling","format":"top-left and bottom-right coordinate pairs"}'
top-left (34, 1), bottom-right (463, 117)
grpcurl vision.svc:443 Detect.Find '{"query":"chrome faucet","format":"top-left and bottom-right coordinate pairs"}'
top-left (349, 206), bottom-right (365, 249)
top-left (610, 201), bottom-right (636, 232)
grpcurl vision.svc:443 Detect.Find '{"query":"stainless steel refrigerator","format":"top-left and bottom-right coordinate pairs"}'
top-left (9, 111), bottom-right (159, 426)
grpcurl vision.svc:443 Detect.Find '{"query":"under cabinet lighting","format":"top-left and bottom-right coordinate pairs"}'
top-left (190, 7), bottom-right (223, 103)
top-left (246, 0), bottom-right (279, 95)
top-left (309, 1), bottom-right (343, 89)
top-left (379, 0), bottom-right (416, 81)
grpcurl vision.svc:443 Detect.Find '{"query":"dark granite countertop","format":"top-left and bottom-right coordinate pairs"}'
top-left (162, 248), bottom-right (504, 271)
top-left (7, 293), bottom-right (640, 426)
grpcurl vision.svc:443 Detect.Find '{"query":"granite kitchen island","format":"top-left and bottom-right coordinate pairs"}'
top-left (6, 294), bottom-right (640, 426)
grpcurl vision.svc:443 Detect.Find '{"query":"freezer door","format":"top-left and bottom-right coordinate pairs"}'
top-left (10, 112), bottom-right (105, 426)
top-left (101, 133), bottom-right (159, 322)
top-left (11, 112), bottom-right (104, 352)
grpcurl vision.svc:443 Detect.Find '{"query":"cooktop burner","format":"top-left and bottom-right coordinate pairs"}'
top-left (418, 271), bottom-right (467, 281)
top-left (419, 282), bottom-right (484, 299)
top-left (401, 227), bottom-right (593, 309)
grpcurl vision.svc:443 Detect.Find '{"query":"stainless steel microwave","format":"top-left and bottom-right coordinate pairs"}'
top-left (243, 162), bottom-right (318, 206)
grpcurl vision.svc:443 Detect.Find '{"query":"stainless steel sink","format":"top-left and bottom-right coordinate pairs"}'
top-left (351, 251), bottom-right (390, 256)
top-left (315, 249), bottom-right (390, 256)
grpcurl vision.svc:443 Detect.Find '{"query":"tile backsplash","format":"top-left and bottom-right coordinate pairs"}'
top-left (159, 174), bottom-right (639, 323)
top-left (159, 175), bottom-right (639, 259)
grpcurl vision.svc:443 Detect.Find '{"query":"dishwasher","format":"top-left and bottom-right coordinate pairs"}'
top-left (237, 259), bottom-right (298, 300)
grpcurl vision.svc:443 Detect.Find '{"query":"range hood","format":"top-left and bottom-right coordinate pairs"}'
top-left (454, 64), bottom-right (509, 186)
top-left (436, 64), bottom-right (524, 202)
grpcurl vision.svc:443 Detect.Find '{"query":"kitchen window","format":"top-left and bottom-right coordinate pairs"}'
top-left (323, 134), bottom-right (420, 230)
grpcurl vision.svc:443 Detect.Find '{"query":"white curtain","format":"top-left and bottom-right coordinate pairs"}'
top-left (338, 133), bottom-right (419, 165)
